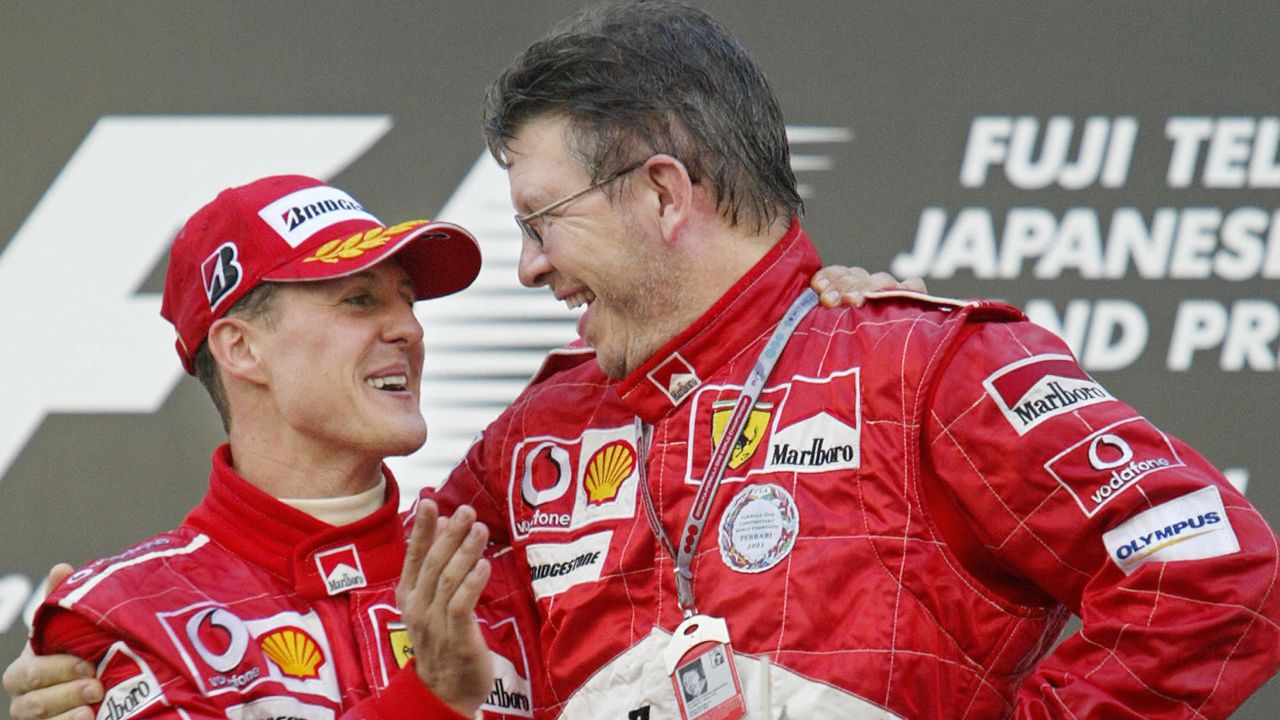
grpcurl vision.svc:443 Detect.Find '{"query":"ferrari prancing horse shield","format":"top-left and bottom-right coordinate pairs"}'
top-left (710, 401), bottom-right (773, 470)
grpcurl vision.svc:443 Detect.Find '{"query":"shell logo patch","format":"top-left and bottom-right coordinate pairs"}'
top-left (584, 440), bottom-right (636, 505)
top-left (259, 627), bottom-right (326, 680)
top-left (710, 401), bottom-right (773, 469)
top-left (718, 483), bottom-right (799, 573)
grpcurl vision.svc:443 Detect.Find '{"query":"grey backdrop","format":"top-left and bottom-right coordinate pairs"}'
top-left (1, 2), bottom-right (1276, 717)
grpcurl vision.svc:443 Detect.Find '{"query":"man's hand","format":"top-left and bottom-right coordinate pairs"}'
top-left (397, 501), bottom-right (494, 718)
top-left (3, 564), bottom-right (102, 720)
top-left (811, 265), bottom-right (926, 307)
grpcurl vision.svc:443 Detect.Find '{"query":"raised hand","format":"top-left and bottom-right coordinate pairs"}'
top-left (395, 501), bottom-right (494, 717)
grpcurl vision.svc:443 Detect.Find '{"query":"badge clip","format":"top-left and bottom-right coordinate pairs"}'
top-left (665, 615), bottom-right (745, 720)
top-left (664, 614), bottom-right (730, 675)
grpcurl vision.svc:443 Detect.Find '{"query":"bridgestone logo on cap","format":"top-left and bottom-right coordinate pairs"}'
top-left (201, 242), bottom-right (243, 310)
top-left (258, 186), bottom-right (382, 248)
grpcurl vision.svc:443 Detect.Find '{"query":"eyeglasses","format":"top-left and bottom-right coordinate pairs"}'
top-left (514, 161), bottom-right (644, 246)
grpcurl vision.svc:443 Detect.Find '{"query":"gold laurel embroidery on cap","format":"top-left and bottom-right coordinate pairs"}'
top-left (303, 220), bottom-right (428, 264)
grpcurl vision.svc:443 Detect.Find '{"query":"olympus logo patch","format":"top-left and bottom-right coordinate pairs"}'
top-left (257, 186), bottom-right (380, 248)
top-left (1102, 486), bottom-right (1239, 575)
top-left (983, 354), bottom-right (1114, 434)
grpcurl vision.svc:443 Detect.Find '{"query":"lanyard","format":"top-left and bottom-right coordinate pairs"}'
top-left (637, 289), bottom-right (819, 615)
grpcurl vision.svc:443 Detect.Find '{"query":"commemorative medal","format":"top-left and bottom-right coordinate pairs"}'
top-left (718, 483), bottom-right (799, 573)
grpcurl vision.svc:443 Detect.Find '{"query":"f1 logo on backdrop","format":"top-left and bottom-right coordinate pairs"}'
top-left (0, 121), bottom-right (854, 492)
top-left (0, 120), bottom-right (856, 491)
top-left (0, 115), bottom-right (394, 484)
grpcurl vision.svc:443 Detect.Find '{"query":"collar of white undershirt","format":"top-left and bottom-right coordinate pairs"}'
top-left (279, 477), bottom-right (386, 526)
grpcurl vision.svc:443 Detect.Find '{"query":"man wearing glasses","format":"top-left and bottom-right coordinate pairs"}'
top-left (10, 1), bottom-right (1279, 719)
top-left (425, 2), bottom-right (1278, 718)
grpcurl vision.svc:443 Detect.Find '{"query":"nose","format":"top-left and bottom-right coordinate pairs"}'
top-left (517, 233), bottom-right (554, 288)
top-left (385, 300), bottom-right (425, 345)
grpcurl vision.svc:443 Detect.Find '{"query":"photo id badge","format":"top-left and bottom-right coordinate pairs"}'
top-left (664, 615), bottom-right (746, 720)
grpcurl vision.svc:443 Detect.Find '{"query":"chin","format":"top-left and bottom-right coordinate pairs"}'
top-left (379, 424), bottom-right (428, 457)
top-left (594, 351), bottom-right (630, 380)
top-left (594, 333), bottom-right (664, 380)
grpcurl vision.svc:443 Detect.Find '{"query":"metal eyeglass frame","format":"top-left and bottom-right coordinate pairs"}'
top-left (513, 161), bottom-right (645, 246)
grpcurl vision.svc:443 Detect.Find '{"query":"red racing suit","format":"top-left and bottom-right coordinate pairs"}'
top-left (430, 221), bottom-right (1280, 719)
top-left (34, 445), bottom-right (540, 720)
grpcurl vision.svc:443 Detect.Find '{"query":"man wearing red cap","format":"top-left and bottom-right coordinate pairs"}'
top-left (24, 175), bottom-right (512, 720)
top-left (5, 173), bottom-right (894, 720)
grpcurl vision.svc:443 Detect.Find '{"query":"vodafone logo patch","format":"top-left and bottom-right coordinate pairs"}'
top-left (1045, 417), bottom-right (1186, 517)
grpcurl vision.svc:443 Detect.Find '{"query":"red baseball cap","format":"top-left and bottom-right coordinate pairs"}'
top-left (160, 174), bottom-right (481, 374)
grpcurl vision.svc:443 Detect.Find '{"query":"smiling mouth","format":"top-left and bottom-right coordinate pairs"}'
top-left (366, 375), bottom-right (409, 391)
top-left (562, 288), bottom-right (595, 310)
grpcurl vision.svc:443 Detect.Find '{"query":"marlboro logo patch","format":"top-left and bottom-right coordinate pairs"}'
top-left (314, 544), bottom-right (367, 595)
top-left (983, 354), bottom-right (1114, 435)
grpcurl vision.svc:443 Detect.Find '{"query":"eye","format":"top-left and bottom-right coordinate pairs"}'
top-left (343, 292), bottom-right (376, 308)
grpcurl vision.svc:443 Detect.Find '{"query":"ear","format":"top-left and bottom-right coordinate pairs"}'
top-left (207, 316), bottom-right (270, 386)
top-left (637, 154), bottom-right (694, 245)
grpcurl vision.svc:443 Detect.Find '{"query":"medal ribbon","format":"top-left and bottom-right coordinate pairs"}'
top-left (637, 289), bottom-right (819, 614)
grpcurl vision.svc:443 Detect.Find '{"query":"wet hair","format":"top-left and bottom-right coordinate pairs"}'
top-left (483, 0), bottom-right (802, 231)
top-left (193, 282), bottom-right (278, 432)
